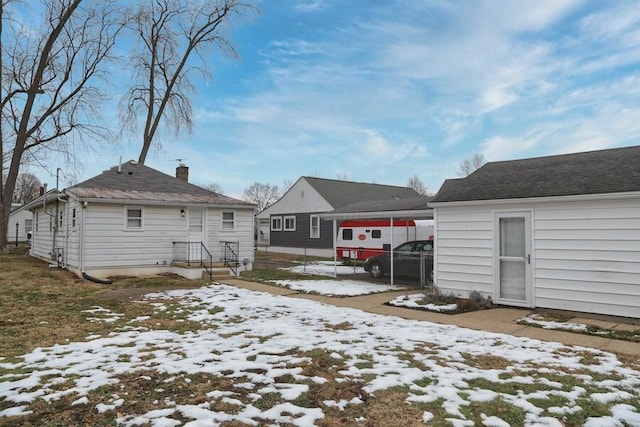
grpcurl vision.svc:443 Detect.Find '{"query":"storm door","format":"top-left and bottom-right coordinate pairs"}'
top-left (495, 211), bottom-right (532, 306)
top-left (187, 207), bottom-right (205, 261)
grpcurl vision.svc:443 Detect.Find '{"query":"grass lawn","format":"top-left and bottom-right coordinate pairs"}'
top-left (1, 250), bottom-right (640, 426)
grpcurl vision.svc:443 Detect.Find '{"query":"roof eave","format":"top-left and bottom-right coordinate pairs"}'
top-left (319, 208), bottom-right (433, 220)
top-left (429, 191), bottom-right (640, 208)
top-left (75, 197), bottom-right (255, 209)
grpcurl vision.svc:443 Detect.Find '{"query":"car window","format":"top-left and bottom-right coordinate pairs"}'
top-left (421, 242), bottom-right (433, 251)
top-left (396, 242), bottom-right (414, 252)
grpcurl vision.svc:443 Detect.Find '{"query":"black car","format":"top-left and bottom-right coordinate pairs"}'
top-left (363, 240), bottom-right (434, 282)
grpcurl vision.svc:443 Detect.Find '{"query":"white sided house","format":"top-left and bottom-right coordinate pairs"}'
top-left (26, 161), bottom-right (256, 281)
top-left (430, 146), bottom-right (640, 319)
top-left (7, 202), bottom-right (33, 244)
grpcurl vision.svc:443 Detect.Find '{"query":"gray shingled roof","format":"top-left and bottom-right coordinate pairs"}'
top-left (66, 160), bottom-right (255, 207)
top-left (432, 145), bottom-right (640, 203)
top-left (304, 176), bottom-right (421, 208)
top-left (328, 196), bottom-right (433, 214)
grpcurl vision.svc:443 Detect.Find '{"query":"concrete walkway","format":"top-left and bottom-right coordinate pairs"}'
top-left (222, 279), bottom-right (640, 357)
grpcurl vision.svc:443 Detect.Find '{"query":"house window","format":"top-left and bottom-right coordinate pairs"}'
top-left (125, 206), bottom-right (143, 230)
top-left (342, 228), bottom-right (353, 240)
top-left (35, 212), bottom-right (39, 232)
top-left (72, 208), bottom-right (76, 228)
top-left (310, 215), bottom-right (320, 238)
top-left (271, 216), bottom-right (282, 231)
top-left (284, 216), bottom-right (296, 231)
top-left (59, 211), bottom-right (64, 229)
top-left (371, 229), bottom-right (381, 239)
top-left (25, 218), bottom-right (33, 234)
top-left (221, 211), bottom-right (235, 231)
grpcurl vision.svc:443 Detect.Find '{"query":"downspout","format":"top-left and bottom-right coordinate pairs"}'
top-left (333, 219), bottom-right (337, 278)
top-left (41, 183), bottom-right (57, 260)
top-left (54, 168), bottom-right (61, 261)
top-left (390, 216), bottom-right (394, 285)
top-left (80, 200), bottom-right (86, 273)
top-left (57, 196), bottom-right (68, 268)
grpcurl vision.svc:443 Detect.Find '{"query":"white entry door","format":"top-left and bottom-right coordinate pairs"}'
top-left (495, 211), bottom-right (531, 306)
top-left (187, 207), bottom-right (205, 261)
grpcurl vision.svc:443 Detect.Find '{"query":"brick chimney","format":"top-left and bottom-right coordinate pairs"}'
top-left (176, 163), bottom-right (189, 182)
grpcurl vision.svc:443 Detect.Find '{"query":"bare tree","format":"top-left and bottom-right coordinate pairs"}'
top-left (459, 153), bottom-right (486, 176)
top-left (407, 174), bottom-right (428, 195)
top-left (281, 179), bottom-right (294, 192)
top-left (335, 171), bottom-right (350, 181)
top-left (121, 0), bottom-right (258, 164)
top-left (242, 182), bottom-right (280, 213)
top-left (13, 172), bottom-right (41, 203)
top-left (0, 0), bottom-right (124, 249)
top-left (200, 182), bottom-right (224, 195)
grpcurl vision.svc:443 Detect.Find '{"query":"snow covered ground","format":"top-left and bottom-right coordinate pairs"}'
top-left (276, 261), bottom-right (404, 296)
top-left (1, 283), bottom-right (639, 426)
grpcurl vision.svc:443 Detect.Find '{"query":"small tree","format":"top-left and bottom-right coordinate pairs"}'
top-left (242, 182), bottom-right (280, 213)
top-left (459, 153), bottom-right (486, 176)
top-left (407, 174), bottom-right (428, 195)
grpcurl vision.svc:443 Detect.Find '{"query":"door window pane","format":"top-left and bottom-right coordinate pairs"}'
top-left (499, 217), bottom-right (525, 257)
top-left (500, 260), bottom-right (526, 300)
top-left (189, 208), bottom-right (203, 232)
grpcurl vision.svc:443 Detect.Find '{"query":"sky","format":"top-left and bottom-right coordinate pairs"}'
top-left (29, 0), bottom-right (640, 199)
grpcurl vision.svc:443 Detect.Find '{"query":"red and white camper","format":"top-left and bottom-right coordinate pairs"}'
top-left (336, 219), bottom-right (434, 260)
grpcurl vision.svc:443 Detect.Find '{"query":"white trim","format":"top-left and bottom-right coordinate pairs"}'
top-left (493, 210), bottom-right (532, 307)
top-left (271, 216), bottom-right (282, 231)
top-left (124, 206), bottom-right (144, 231)
top-left (284, 215), bottom-right (296, 231)
top-left (430, 191), bottom-right (640, 208)
top-left (221, 210), bottom-right (236, 231)
top-left (310, 214), bottom-right (320, 238)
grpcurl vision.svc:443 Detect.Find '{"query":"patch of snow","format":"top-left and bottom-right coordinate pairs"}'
top-left (388, 293), bottom-right (458, 312)
top-left (1, 285), bottom-right (638, 426)
top-left (272, 279), bottom-right (402, 296)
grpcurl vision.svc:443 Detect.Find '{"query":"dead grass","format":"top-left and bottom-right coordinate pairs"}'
top-left (0, 252), bottom-right (205, 360)
top-left (1, 252), bottom-right (639, 427)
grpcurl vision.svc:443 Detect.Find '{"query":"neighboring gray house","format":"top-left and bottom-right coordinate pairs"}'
top-left (26, 160), bottom-right (256, 280)
top-left (430, 145), bottom-right (640, 318)
top-left (257, 177), bottom-right (422, 256)
top-left (7, 202), bottom-right (33, 243)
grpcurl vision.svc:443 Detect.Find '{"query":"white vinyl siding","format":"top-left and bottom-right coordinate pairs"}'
top-left (434, 207), bottom-right (494, 298)
top-left (83, 204), bottom-right (183, 268)
top-left (434, 196), bottom-right (640, 318)
top-left (532, 199), bottom-right (640, 318)
top-left (208, 208), bottom-right (255, 267)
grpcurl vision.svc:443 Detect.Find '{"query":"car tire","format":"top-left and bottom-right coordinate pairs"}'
top-left (369, 261), bottom-right (383, 278)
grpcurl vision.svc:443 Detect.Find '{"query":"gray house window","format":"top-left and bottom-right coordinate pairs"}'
top-left (284, 216), bottom-right (296, 231)
top-left (221, 211), bottom-right (235, 231)
top-left (125, 206), bottom-right (143, 230)
top-left (24, 218), bottom-right (33, 234)
top-left (310, 215), bottom-right (320, 238)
